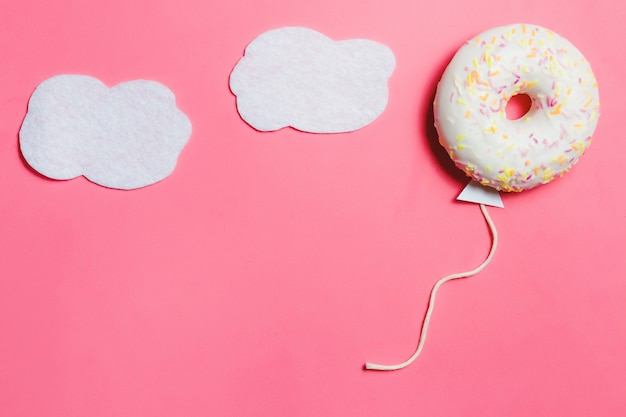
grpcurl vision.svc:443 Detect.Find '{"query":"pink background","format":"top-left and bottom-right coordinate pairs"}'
top-left (1, 1), bottom-right (625, 416)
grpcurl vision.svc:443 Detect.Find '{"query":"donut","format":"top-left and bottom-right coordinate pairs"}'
top-left (434, 24), bottom-right (600, 192)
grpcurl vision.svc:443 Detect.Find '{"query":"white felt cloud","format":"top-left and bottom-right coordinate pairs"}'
top-left (230, 27), bottom-right (396, 133)
top-left (20, 75), bottom-right (192, 190)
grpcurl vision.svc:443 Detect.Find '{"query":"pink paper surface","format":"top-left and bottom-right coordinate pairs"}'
top-left (1, 1), bottom-right (625, 416)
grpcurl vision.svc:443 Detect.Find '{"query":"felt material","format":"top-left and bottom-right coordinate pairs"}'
top-left (20, 75), bottom-right (192, 190)
top-left (230, 27), bottom-right (395, 133)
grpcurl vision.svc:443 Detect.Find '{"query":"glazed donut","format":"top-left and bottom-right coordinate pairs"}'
top-left (434, 24), bottom-right (600, 192)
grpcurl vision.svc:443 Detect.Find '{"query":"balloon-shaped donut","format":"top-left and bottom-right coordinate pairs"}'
top-left (434, 24), bottom-right (600, 192)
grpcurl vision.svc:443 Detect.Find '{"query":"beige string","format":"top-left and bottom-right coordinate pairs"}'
top-left (365, 203), bottom-right (498, 371)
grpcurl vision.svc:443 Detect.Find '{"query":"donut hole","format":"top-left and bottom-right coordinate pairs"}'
top-left (505, 93), bottom-right (532, 120)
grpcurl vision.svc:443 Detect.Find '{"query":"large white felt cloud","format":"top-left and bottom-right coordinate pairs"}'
top-left (230, 27), bottom-right (396, 133)
top-left (20, 75), bottom-right (192, 190)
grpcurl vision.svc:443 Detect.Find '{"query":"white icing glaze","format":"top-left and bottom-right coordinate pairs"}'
top-left (434, 24), bottom-right (600, 192)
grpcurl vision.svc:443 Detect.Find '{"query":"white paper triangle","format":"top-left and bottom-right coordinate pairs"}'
top-left (457, 181), bottom-right (504, 208)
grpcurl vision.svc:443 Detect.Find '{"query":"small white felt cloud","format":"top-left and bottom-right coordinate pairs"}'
top-left (230, 27), bottom-right (396, 133)
top-left (20, 75), bottom-right (192, 190)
